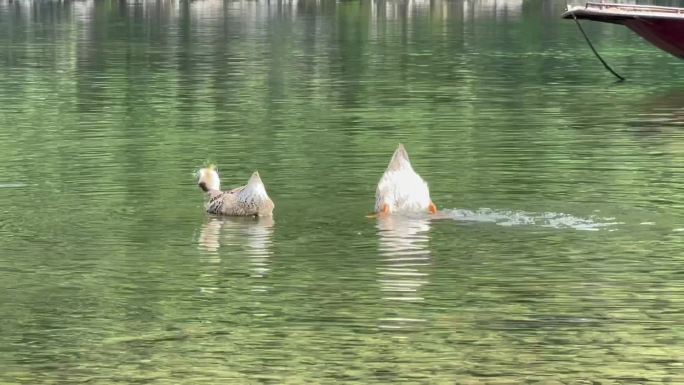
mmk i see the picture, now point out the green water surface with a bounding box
[2,0,684,383]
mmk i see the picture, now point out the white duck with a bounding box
[197,165,274,217]
[375,144,437,215]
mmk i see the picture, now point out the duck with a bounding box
[375,144,437,215]
[197,165,275,217]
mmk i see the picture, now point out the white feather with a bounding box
[239,171,271,204]
[375,144,432,213]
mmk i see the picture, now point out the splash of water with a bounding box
[441,208,622,231]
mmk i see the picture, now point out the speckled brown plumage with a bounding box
[198,169,274,217]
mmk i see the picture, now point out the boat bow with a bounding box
[563,2,684,59]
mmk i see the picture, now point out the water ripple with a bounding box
[376,216,431,331]
[442,207,623,231]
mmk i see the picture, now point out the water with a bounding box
[2,0,684,383]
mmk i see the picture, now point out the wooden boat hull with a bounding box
[563,3,684,59]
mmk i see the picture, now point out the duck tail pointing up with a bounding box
[246,171,263,188]
[387,143,411,171]
[241,171,269,200]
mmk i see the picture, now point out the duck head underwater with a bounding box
[374,144,437,216]
[197,144,435,219]
[197,165,275,217]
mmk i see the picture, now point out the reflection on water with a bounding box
[198,217,223,255]
[372,0,523,21]
[631,90,684,131]
[376,215,431,332]
[0,0,530,30]
[197,216,274,294]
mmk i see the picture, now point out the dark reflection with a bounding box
[376,215,431,332]
[629,89,684,134]
[197,216,275,294]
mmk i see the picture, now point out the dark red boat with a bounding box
[562,2,684,59]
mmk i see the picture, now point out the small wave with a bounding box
[441,208,622,231]
[0,183,25,188]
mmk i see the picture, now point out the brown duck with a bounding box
[197,165,274,217]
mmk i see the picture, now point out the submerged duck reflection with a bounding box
[197,217,275,294]
[376,215,432,332]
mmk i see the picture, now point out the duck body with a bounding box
[375,144,436,215]
[198,166,274,217]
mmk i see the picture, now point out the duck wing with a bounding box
[206,188,242,215]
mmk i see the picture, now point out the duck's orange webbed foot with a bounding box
[366,204,391,219]
[428,202,438,214]
[377,203,391,218]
